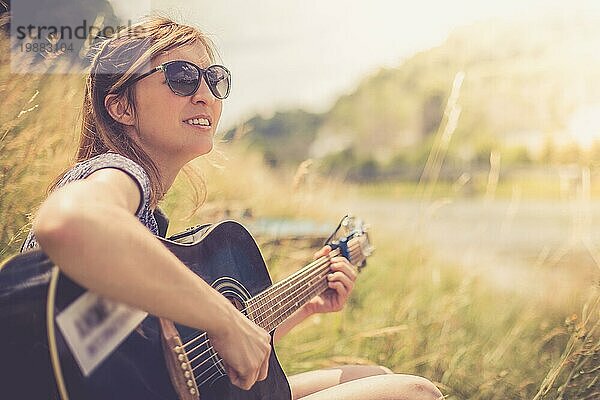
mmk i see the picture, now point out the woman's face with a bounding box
[131,42,223,169]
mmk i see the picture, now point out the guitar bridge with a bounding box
[159,318,200,399]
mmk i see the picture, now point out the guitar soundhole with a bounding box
[228,297,244,311]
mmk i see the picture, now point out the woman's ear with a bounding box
[105,94,136,126]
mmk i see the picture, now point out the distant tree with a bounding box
[224,109,323,168]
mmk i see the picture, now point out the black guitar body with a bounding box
[0,221,292,400]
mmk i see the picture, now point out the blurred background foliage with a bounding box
[227,15,600,184]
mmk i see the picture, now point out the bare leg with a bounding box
[288,365,442,400]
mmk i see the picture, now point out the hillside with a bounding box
[227,13,600,175]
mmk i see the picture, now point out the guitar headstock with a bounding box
[326,215,374,271]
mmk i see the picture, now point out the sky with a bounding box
[109,0,600,131]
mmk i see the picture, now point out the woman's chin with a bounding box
[192,138,214,157]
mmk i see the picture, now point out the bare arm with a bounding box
[273,306,313,343]
[33,168,271,389]
[34,168,233,332]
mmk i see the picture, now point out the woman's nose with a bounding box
[190,76,216,105]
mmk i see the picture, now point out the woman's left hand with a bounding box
[303,245,358,315]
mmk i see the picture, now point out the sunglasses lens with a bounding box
[206,65,231,99]
[165,61,200,96]
[164,62,230,98]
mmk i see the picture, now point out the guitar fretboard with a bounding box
[246,249,339,332]
[245,235,366,332]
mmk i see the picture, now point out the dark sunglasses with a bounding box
[122,60,231,99]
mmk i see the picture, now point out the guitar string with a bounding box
[263,276,330,333]
[188,260,334,381]
[192,274,332,386]
[184,336,211,360]
[183,256,335,381]
[180,254,332,351]
[237,239,359,323]
[248,249,342,324]
[191,258,344,384]
[251,242,361,313]
[187,256,344,382]
[247,247,344,318]
[182,241,365,384]
[193,352,228,384]
[257,236,363,310]
[197,367,223,387]
[183,237,362,350]
[231,240,362,327]
[209,240,359,333]
[183,241,361,358]
[192,351,220,374]
[186,256,333,370]
[194,264,340,386]
[180,248,342,350]
[192,282,330,387]
[181,243,353,351]
[188,343,216,366]
[184,240,364,384]
[195,275,333,387]
[252,255,347,328]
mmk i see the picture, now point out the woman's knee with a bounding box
[337,367,442,400]
[294,372,443,400]
[388,375,443,400]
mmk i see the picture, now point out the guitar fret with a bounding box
[245,245,360,334]
[263,271,331,333]
[265,281,325,333]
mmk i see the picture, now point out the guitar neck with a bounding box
[244,248,343,333]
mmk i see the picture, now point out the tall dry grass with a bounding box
[0,32,81,257]
[161,145,345,234]
[0,27,598,400]
[533,293,599,400]
[272,231,599,399]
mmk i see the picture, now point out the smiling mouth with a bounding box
[183,117,211,127]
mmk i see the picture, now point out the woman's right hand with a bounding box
[207,304,271,390]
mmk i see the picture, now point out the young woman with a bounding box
[23,15,442,400]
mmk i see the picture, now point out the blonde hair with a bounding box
[51,15,218,209]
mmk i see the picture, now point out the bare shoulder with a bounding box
[33,167,143,241]
[84,168,143,215]
[42,167,143,217]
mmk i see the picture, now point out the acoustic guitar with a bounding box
[0,216,373,400]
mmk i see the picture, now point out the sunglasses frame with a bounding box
[122,60,231,99]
